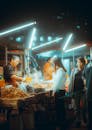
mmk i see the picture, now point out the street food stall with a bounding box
[0,21,91,130]
[0,73,54,130]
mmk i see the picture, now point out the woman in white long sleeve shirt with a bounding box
[52,58,68,130]
[53,67,66,92]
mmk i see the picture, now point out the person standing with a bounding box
[43,56,56,80]
[52,58,68,130]
[86,65,92,130]
[69,57,86,127]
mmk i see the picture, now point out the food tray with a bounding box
[0,95,34,109]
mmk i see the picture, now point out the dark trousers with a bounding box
[55,90,66,127]
[74,91,87,123]
[88,100,92,130]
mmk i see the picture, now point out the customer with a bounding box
[52,57,68,130]
[86,65,92,130]
[69,57,86,127]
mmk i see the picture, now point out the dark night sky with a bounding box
[0,0,91,41]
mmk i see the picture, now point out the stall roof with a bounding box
[0,23,92,57]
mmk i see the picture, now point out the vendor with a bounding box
[43,56,56,80]
[3,55,23,87]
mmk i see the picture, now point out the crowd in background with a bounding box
[43,55,92,130]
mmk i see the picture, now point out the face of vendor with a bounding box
[12,58,20,68]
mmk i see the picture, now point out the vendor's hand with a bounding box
[65,85,69,92]
[22,77,26,82]
[12,81,19,88]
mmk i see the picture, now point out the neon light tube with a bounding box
[63,33,73,51]
[65,44,87,53]
[32,37,63,50]
[0,21,36,36]
[28,28,36,49]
